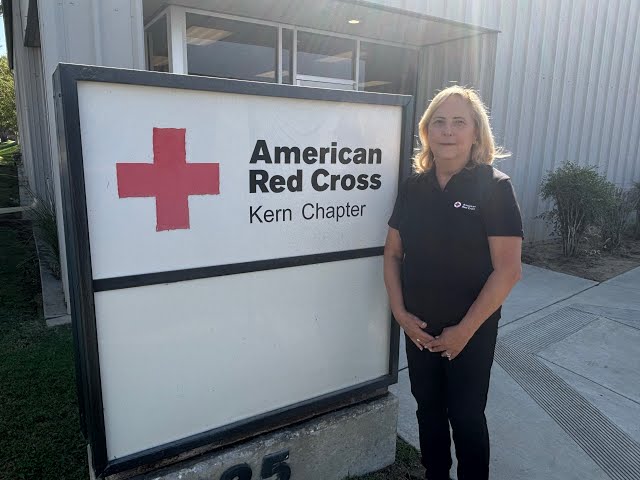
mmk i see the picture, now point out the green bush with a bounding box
[633,182,640,239]
[540,162,614,257]
[600,187,635,251]
[28,192,61,279]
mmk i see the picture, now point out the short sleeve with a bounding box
[482,178,524,238]
[388,179,408,230]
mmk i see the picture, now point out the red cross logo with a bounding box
[116,128,220,231]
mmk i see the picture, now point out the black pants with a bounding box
[406,315,499,480]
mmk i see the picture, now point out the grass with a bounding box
[0,140,19,160]
[347,438,423,479]
[0,158,88,480]
[1,142,20,209]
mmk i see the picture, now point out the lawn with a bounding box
[0,141,20,209]
[0,154,88,480]
[347,439,423,479]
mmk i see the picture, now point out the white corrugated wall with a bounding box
[370,0,502,30]
[490,0,640,241]
[411,0,640,241]
[36,0,146,308]
[10,0,52,203]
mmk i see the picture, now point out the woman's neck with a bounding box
[433,157,468,189]
[434,157,468,177]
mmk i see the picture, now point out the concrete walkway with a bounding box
[390,264,640,479]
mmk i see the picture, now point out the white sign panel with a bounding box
[78,83,401,280]
[95,259,390,459]
[56,65,410,475]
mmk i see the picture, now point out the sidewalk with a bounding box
[390,264,640,479]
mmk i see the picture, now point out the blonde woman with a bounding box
[384,86,523,480]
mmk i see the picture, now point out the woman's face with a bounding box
[427,95,477,165]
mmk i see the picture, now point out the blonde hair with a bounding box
[412,85,509,174]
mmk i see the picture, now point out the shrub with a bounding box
[28,192,61,279]
[599,187,635,251]
[540,162,613,257]
[633,182,640,239]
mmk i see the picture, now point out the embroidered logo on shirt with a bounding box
[453,201,477,211]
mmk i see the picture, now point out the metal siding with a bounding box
[11,0,51,202]
[606,0,633,184]
[489,0,640,241]
[594,0,624,176]
[98,0,146,68]
[361,0,502,30]
[567,0,595,171]
[35,0,147,309]
[531,0,574,241]
[625,11,640,183]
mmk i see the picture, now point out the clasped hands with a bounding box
[395,310,472,361]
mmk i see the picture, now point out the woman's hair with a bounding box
[412,85,509,173]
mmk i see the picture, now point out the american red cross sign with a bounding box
[116,128,220,231]
[55,64,408,476]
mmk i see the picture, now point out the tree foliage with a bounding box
[0,55,18,139]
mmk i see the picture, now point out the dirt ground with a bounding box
[522,234,640,282]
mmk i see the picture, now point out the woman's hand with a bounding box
[395,310,434,351]
[425,324,473,360]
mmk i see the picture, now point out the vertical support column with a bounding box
[131,0,147,70]
[354,39,361,91]
[277,27,283,84]
[292,29,298,85]
[167,5,187,74]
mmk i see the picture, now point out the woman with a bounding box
[384,86,523,480]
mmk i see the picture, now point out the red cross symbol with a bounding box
[116,128,220,231]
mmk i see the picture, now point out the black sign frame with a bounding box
[53,63,413,477]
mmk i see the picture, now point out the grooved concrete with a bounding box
[500,306,600,353]
[487,365,610,480]
[496,343,640,480]
[542,360,640,444]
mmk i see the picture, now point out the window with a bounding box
[296,32,355,81]
[359,42,417,95]
[186,13,278,82]
[149,10,419,98]
[146,16,169,72]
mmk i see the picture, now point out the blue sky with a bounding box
[0,16,6,57]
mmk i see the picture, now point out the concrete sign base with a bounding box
[93,394,398,480]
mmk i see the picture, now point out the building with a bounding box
[3,0,640,306]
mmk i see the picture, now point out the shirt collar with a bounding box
[425,163,476,189]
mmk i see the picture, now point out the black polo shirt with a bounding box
[388,164,523,335]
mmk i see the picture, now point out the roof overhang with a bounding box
[143,0,498,48]
[24,0,40,48]
[1,0,39,69]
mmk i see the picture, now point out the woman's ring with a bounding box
[445,352,452,359]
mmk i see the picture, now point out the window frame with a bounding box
[144,6,419,92]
